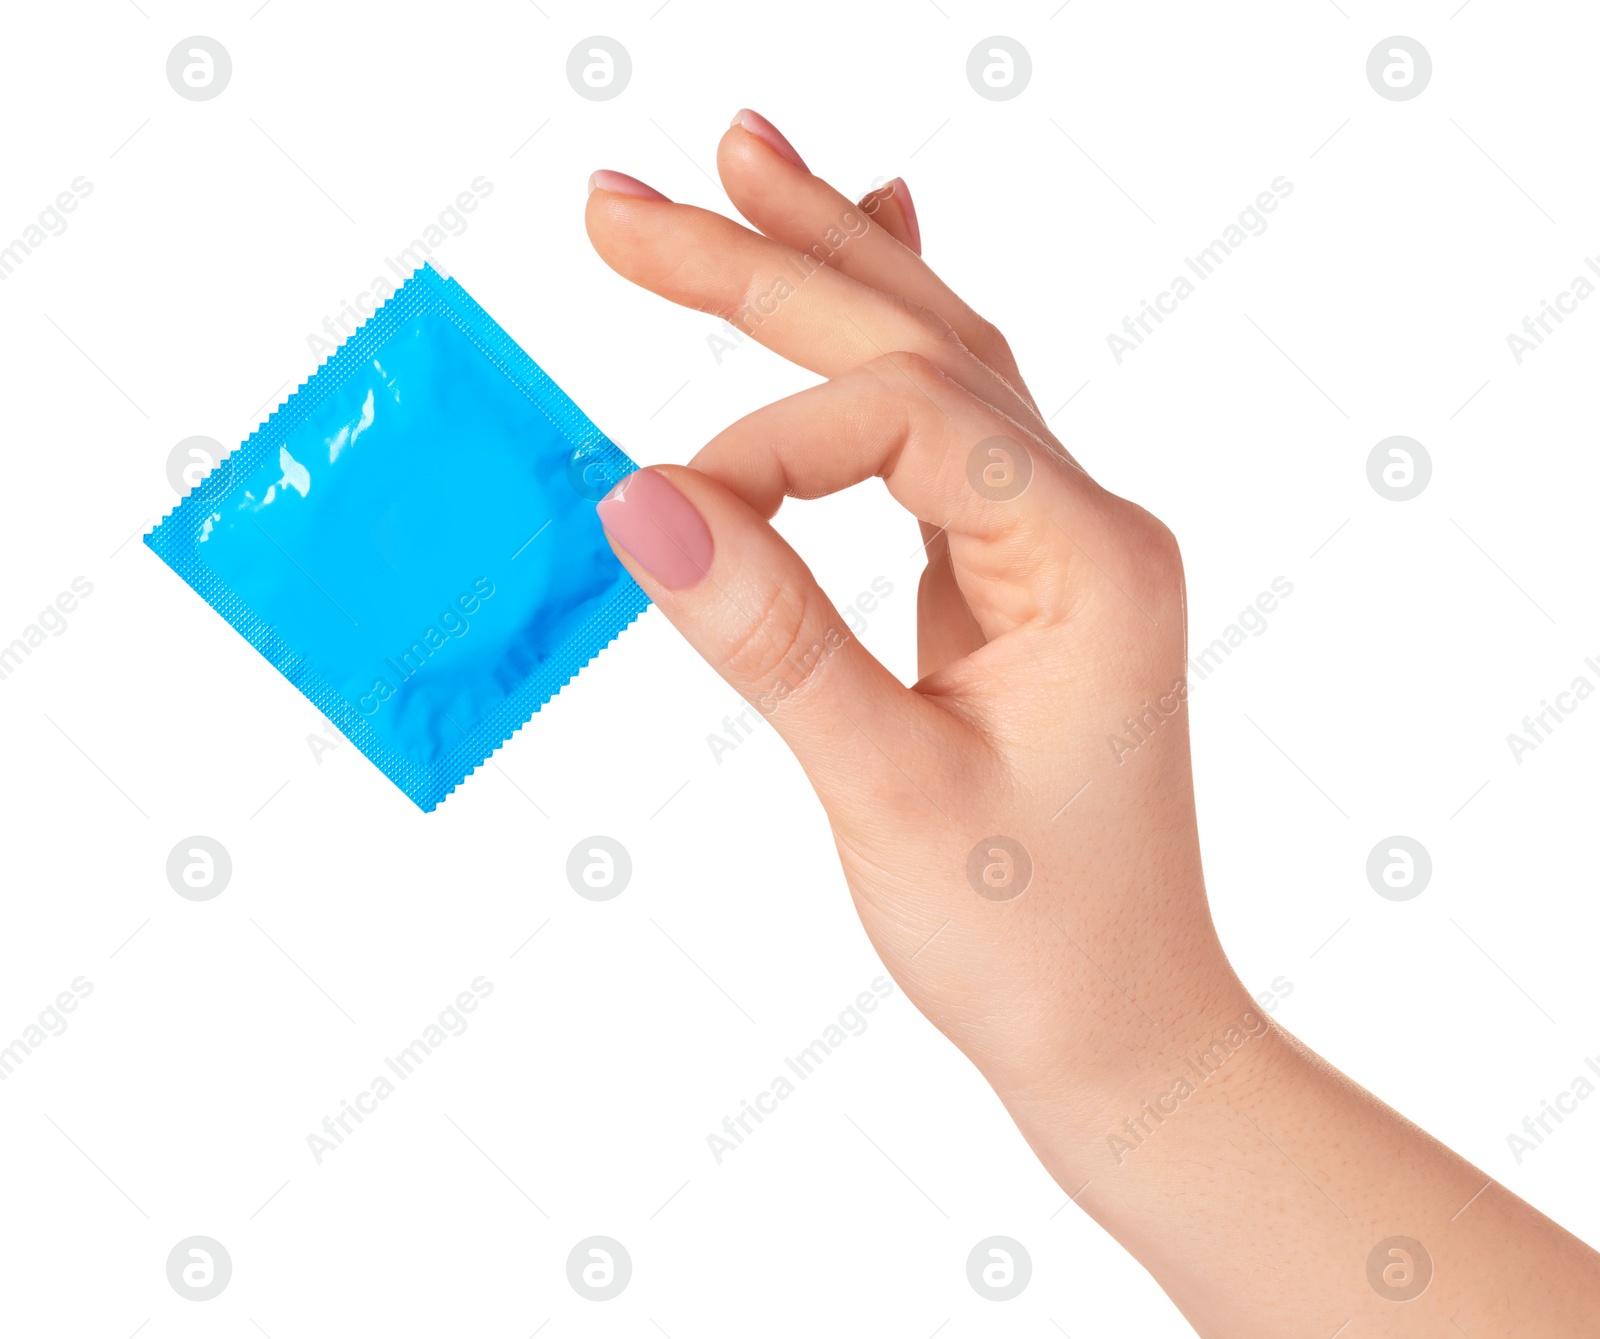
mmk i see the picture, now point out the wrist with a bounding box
[990,954,1261,1186]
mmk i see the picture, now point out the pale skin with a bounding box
[584,111,1600,1335]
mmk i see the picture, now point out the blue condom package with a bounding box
[146,263,648,811]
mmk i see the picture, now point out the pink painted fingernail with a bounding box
[888,176,921,253]
[731,109,808,172]
[587,170,671,201]
[596,469,713,590]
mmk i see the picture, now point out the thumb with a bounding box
[596,465,925,806]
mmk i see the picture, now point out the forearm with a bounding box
[1004,967,1600,1336]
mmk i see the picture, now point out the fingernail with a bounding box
[587,170,671,202]
[731,109,808,172]
[596,469,713,590]
[888,176,921,253]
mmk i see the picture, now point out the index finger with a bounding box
[584,186,1039,431]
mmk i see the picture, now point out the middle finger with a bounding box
[585,185,1040,428]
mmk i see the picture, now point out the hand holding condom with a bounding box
[588,109,1218,1110]
[586,111,1600,1339]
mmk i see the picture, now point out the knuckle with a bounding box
[862,349,948,398]
[1146,517,1184,572]
[892,292,957,339]
[721,580,819,689]
[968,315,1017,369]
[1127,506,1185,580]
[888,295,971,364]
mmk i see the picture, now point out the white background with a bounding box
[1,2,1597,1334]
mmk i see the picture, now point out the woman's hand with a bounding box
[585,112,1600,1338]
[586,114,1235,1113]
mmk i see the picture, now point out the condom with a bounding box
[146,263,647,811]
